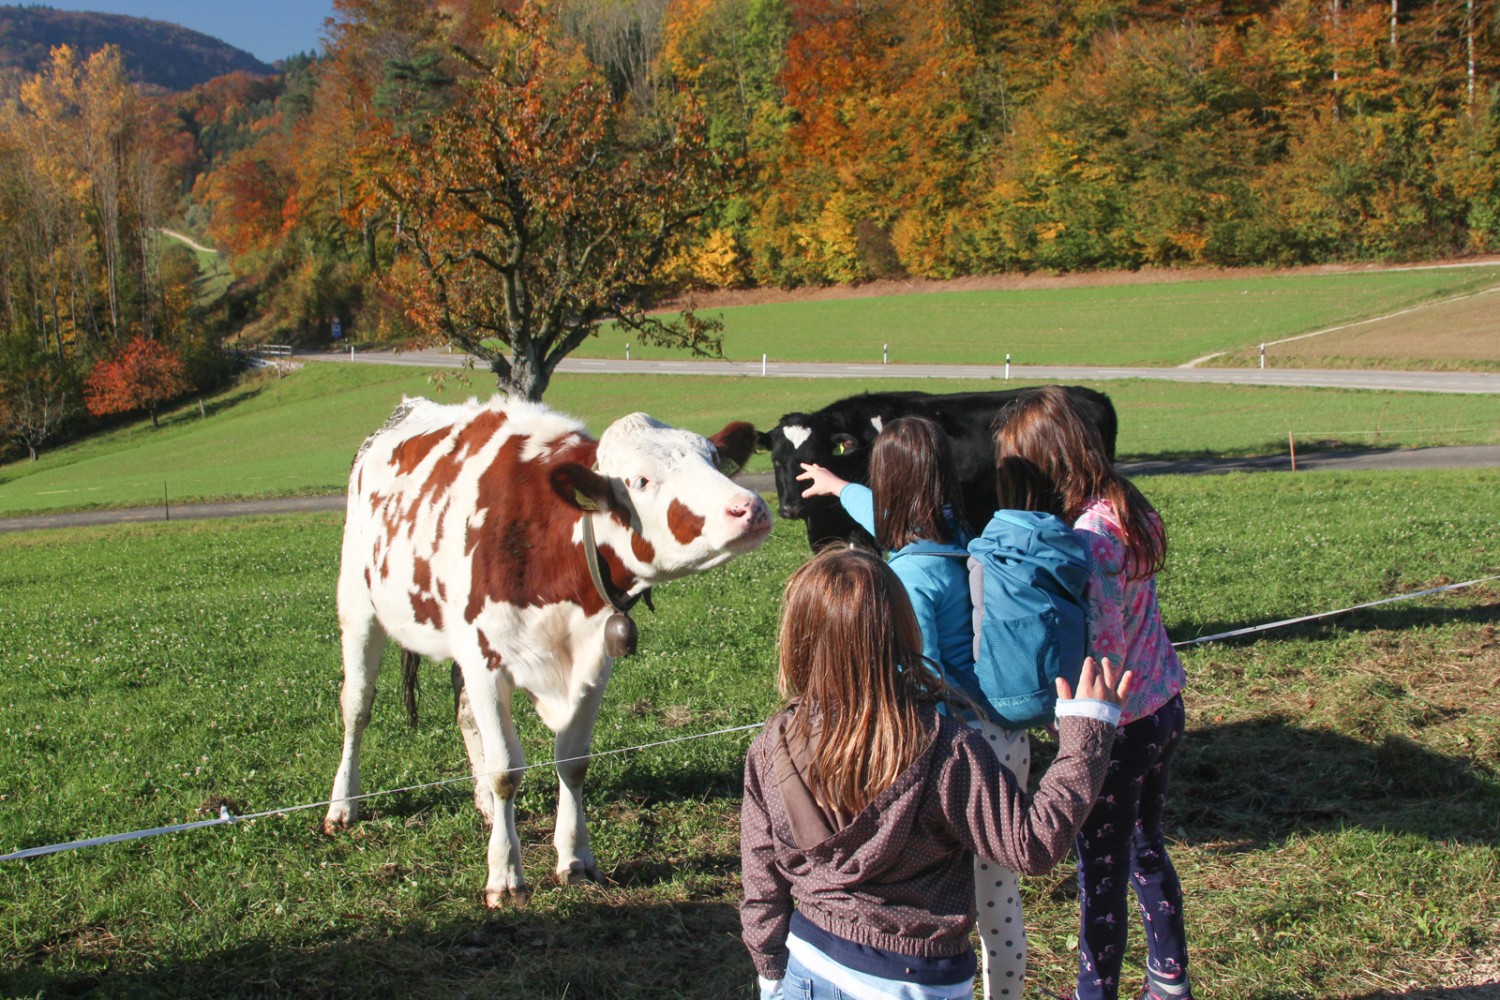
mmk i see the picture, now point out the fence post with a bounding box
[762,353,767,376]
[1289,431,1297,471]
[883,343,888,365]
[626,343,631,361]
[1260,343,1266,369]
[1005,353,1011,380]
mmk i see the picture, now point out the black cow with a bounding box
[758,387,1118,550]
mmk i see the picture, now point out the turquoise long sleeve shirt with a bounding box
[838,484,976,679]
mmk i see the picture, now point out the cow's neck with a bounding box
[580,512,645,614]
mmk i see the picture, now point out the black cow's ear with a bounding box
[755,429,773,453]
[832,433,860,457]
[711,421,757,477]
[552,463,614,513]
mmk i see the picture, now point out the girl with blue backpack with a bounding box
[993,387,1192,1000]
[797,416,1042,1000]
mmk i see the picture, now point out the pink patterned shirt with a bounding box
[1074,498,1185,725]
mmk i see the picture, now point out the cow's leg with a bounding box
[454,657,530,907]
[552,671,610,885]
[324,588,387,832]
[451,663,495,826]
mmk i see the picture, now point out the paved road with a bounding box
[311,349,1500,394]
[5,445,1497,535]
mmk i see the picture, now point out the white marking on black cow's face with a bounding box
[871,416,883,434]
[781,424,813,450]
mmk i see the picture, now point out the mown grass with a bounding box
[580,266,1500,367]
[1,469,1497,998]
[2,361,1498,517]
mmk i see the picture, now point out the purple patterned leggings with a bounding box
[1074,694,1190,1000]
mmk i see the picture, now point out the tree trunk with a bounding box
[1467,0,1476,111]
[496,350,550,401]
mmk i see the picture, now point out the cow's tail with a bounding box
[401,647,421,727]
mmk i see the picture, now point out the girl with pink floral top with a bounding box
[994,387,1191,1000]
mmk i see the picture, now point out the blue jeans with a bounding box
[782,952,848,1000]
[1074,694,1190,1000]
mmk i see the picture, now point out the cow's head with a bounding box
[554,413,770,582]
[758,412,873,520]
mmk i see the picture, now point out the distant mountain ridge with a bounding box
[0,6,275,91]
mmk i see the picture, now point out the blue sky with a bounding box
[33,1,338,64]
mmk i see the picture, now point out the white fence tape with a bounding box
[1170,575,1496,648]
[4,576,1495,863]
[1,723,764,862]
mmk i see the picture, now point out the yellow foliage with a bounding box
[690,228,746,288]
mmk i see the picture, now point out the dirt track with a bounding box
[663,256,1500,310]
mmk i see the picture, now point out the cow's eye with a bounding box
[625,476,651,492]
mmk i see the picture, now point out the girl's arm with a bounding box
[800,465,876,537]
[1076,515,1129,669]
[942,659,1125,874]
[740,745,793,982]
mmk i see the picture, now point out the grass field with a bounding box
[1,470,1497,998]
[575,266,1500,368]
[2,361,1498,517]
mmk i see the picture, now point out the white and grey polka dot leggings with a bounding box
[969,718,1031,1000]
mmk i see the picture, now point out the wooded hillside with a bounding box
[0,6,274,91]
[2,0,1499,452]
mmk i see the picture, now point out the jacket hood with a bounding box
[767,704,945,882]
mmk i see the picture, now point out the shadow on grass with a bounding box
[3,899,754,999]
[1172,595,1499,651]
[1170,716,1500,849]
[157,383,269,430]
[1350,989,1500,999]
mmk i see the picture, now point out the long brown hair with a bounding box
[777,547,941,815]
[868,416,967,549]
[994,386,1166,579]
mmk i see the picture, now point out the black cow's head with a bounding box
[758,411,884,549]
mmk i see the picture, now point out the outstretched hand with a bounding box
[1055,656,1132,707]
[797,463,849,499]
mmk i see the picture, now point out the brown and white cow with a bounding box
[323,396,771,905]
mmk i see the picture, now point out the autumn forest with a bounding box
[1,0,1498,455]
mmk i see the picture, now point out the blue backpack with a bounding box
[963,510,1092,730]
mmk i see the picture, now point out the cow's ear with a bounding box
[832,433,860,457]
[552,463,614,513]
[755,429,773,454]
[711,421,757,478]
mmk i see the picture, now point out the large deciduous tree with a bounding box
[354,1,728,400]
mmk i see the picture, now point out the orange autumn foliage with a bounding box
[84,336,191,428]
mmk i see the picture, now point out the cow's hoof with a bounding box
[485,885,531,908]
[322,814,351,836]
[558,860,602,886]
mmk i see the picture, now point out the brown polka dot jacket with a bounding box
[739,706,1115,980]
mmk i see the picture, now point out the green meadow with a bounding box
[2,269,1498,997]
[1,470,1497,998]
[580,266,1500,366]
[2,360,1498,517]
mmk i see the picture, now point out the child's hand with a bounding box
[1055,656,1133,708]
[797,463,849,498]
